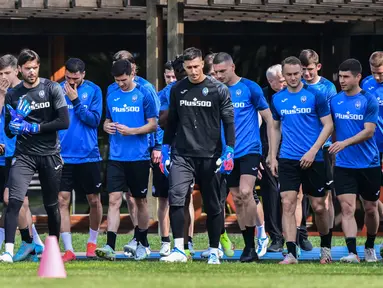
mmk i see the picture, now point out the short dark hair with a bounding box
[111,60,132,77]
[183,47,202,61]
[299,49,319,66]
[212,52,233,65]
[0,54,17,70]
[164,61,173,71]
[65,58,85,73]
[171,55,186,81]
[203,53,216,75]
[339,58,362,77]
[17,49,40,67]
[282,56,301,69]
[112,50,135,64]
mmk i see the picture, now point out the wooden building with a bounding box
[0,0,382,234]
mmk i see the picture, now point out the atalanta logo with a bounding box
[132,95,138,102]
[202,87,209,96]
[236,89,242,96]
[300,96,307,103]
[355,100,361,109]
[82,93,88,100]
[39,90,45,99]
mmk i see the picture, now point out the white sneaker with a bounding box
[201,247,224,259]
[159,242,171,257]
[135,244,151,261]
[256,237,269,258]
[364,248,378,263]
[207,253,220,265]
[0,252,13,263]
[340,253,360,263]
[124,238,138,257]
[160,247,187,263]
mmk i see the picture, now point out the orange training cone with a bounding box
[38,236,67,278]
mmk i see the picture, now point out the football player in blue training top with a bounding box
[361,51,383,257]
[269,56,333,265]
[330,59,380,263]
[213,52,274,262]
[298,49,337,252]
[59,58,103,262]
[95,60,158,261]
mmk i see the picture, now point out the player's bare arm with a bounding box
[269,119,281,177]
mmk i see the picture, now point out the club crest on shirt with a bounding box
[39,90,45,98]
[132,94,138,102]
[82,92,88,100]
[300,95,307,103]
[202,87,209,96]
[236,89,242,96]
[355,100,361,109]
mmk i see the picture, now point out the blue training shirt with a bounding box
[362,76,383,152]
[108,76,160,149]
[106,83,158,161]
[228,78,268,158]
[303,77,337,147]
[271,84,330,161]
[59,80,102,164]
[330,90,380,168]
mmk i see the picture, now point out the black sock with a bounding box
[286,241,297,258]
[133,226,139,240]
[44,203,61,241]
[241,230,247,246]
[138,228,149,247]
[19,227,33,244]
[107,231,117,250]
[245,226,255,248]
[188,236,192,243]
[320,232,331,248]
[329,228,333,243]
[345,237,357,255]
[161,236,170,243]
[207,212,221,248]
[365,233,376,249]
[170,206,184,239]
[220,204,226,235]
[5,199,23,243]
[184,243,189,250]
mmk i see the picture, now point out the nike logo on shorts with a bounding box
[326,180,334,186]
[54,165,62,170]
[96,183,102,188]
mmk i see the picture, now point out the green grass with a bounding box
[2,234,383,288]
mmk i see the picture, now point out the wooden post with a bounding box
[146,0,163,91]
[167,0,184,61]
[49,36,65,83]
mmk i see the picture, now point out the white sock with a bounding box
[257,223,267,239]
[0,228,4,250]
[32,224,44,247]
[210,247,219,256]
[174,238,184,252]
[61,232,74,252]
[5,243,14,257]
[88,228,98,244]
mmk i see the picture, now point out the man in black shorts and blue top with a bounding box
[269,56,334,264]
[329,59,380,263]
[213,52,274,261]
[0,49,69,263]
[58,58,103,262]
[299,49,337,251]
[95,60,158,261]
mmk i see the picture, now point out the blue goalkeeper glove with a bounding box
[9,120,39,135]
[6,98,32,122]
[159,144,171,177]
[215,146,234,174]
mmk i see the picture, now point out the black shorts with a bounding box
[60,162,102,195]
[278,158,326,198]
[323,147,334,190]
[107,160,150,198]
[168,154,223,216]
[226,154,261,188]
[8,153,63,205]
[334,166,381,202]
[152,162,169,198]
[380,152,383,186]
